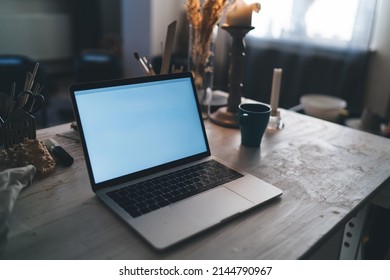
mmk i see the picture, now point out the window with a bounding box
[245,0,377,50]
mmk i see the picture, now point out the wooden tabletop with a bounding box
[3,110,390,259]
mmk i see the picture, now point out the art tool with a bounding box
[7,82,16,117]
[28,63,39,91]
[134,52,151,76]
[160,20,177,74]
[141,56,156,75]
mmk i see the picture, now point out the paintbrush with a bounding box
[8,82,16,117]
[134,52,151,76]
[28,62,39,91]
[141,56,156,75]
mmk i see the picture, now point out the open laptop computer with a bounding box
[69,72,282,250]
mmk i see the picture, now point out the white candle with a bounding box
[226,0,261,26]
[270,68,282,113]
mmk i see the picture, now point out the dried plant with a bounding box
[186,0,229,89]
[187,0,202,27]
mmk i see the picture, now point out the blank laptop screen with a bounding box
[74,77,208,184]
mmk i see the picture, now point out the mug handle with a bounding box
[239,113,249,126]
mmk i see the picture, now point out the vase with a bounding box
[188,24,218,119]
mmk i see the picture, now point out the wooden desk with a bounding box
[2,110,390,259]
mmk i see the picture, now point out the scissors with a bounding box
[17,90,45,114]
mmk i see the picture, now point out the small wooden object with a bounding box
[0,138,56,176]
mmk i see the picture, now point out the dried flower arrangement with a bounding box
[186,0,229,90]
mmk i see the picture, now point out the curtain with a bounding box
[246,0,377,50]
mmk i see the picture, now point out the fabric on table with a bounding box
[0,165,36,255]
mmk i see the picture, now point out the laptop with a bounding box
[69,72,282,250]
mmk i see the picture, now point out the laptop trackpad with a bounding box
[170,186,253,228]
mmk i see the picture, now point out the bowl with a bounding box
[300,94,347,122]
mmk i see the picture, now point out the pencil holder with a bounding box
[0,108,36,149]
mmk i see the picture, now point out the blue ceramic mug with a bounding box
[238,103,271,147]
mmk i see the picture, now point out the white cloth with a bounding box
[0,165,36,255]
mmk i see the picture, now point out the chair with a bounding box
[74,49,123,83]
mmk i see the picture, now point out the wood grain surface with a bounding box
[2,110,390,259]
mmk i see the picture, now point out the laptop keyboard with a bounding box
[106,160,243,218]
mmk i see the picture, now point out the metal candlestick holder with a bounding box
[267,109,284,130]
[210,24,254,128]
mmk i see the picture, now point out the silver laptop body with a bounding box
[69,72,282,250]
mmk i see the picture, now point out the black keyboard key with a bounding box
[128,210,142,218]
[157,199,170,208]
[168,193,190,203]
[139,207,152,215]
[149,204,160,211]
[123,205,138,213]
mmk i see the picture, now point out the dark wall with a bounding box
[70,0,102,51]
